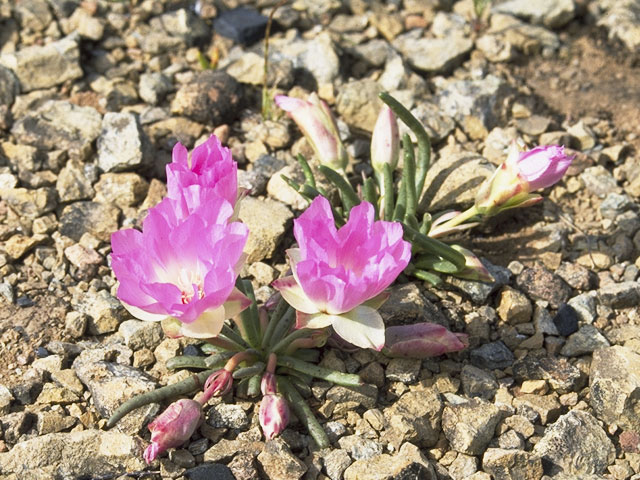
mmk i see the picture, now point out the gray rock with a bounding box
[379,283,448,326]
[64,243,103,280]
[171,71,241,125]
[238,196,293,263]
[512,356,582,394]
[97,112,149,172]
[94,173,149,208]
[0,66,18,107]
[399,101,456,145]
[590,346,640,432]
[600,193,634,219]
[256,438,307,480]
[385,358,421,384]
[74,360,158,434]
[533,410,615,476]
[67,7,105,40]
[0,34,83,92]
[598,1,640,51]
[580,166,620,199]
[352,39,392,67]
[497,286,532,324]
[56,160,96,202]
[11,100,102,152]
[435,75,513,131]
[336,78,382,133]
[151,8,209,45]
[493,0,575,28]
[567,293,596,324]
[273,31,339,85]
[560,325,610,357]
[225,52,293,89]
[512,393,562,425]
[207,404,250,430]
[14,0,52,31]
[598,281,640,309]
[118,320,163,350]
[338,434,382,460]
[383,387,442,449]
[482,448,543,480]
[138,72,172,105]
[343,442,436,480]
[59,201,120,242]
[487,14,560,55]
[326,384,378,409]
[393,31,473,74]
[324,449,352,480]
[75,289,129,335]
[203,437,263,464]
[460,365,498,400]
[449,453,478,480]
[442,399,503,455]
[516,266,572,309]
[470,341,514,370]
[186,463,235,480]
[0,430,145,478]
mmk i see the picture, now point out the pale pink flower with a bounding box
[166,134,239,208]
[383,323,468,358]
[272,196,411,350]
[475,143,573,215]
[202,369,233,399]
[111,185,249,338]
[275,93,348,172]
[143,399,203,464]
[259,394,289,440]
[370,105,399,175]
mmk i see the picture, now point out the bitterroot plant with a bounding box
[107,91,571,462]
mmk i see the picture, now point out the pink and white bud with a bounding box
[371,105,399,175]
[475,143,573,216]
[143,399,203,464]
[261,371,277,396]
[383,323,468,358]
[201,369,233,402]
[275,93,348,172]
[259,394,290,440]
[451,245,493,283]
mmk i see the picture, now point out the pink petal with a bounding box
[272,276,320,315]
[296,311,337,329]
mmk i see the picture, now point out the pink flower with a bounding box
[143,399,203,464]
[383,323,468,358]
[202,369,233,399]
[272,196,411,350]
[475,143,573,216]
[371,105,399,175]
[259,394,289,440]
[275,93,348,172]
[111,185,250,338]
[166,135,239,209]
[261,371,277,396]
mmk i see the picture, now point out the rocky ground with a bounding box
[0,0,639,479]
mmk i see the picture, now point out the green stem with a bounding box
[429,206,479,235]
[262,300,290,349]
[402,133,417,217]
[205,351,237,368]
[237,279,261,348]
[277,355,362,387]
[382,163,394,221]
[233,362,266,379]
[205,335,246,352]
[106,369,216,428]
[166,355,208,370]
[403,223,466,271]
[319,165,360,213]
[267,307,296,349]
[270,328,313,354]
[279,377,330,449]
[362,177,378,218]
[247,374,262,397]
[379,92,431,198]
[412,268,442,286]
[221,324,249,350]
[297,154,316,188]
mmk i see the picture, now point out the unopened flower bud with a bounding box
[451,245,493,283]
[261,371,277,396]
[475,143,573,216]
[275,93,348,172]
[371,105,399,176]
[143,399,203,464]
[383,323,467,358]
[259,394,290,440]
[201,369,233,402]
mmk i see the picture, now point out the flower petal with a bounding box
[122,301,169,322]
[179,307,226,339]
[331,305,385,351]
[296,311,337,329]
[272,276,320,315]
[223,287,251,318]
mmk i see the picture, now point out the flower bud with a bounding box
[371,105,399,175]
[475,143,573,216]
[259,394,290,440]
[143,399,203,464]
[383,323,467,358]
[275,93,348,172]
[201,369,233,402]
[261,372,277,396]
[451,245,493,283]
